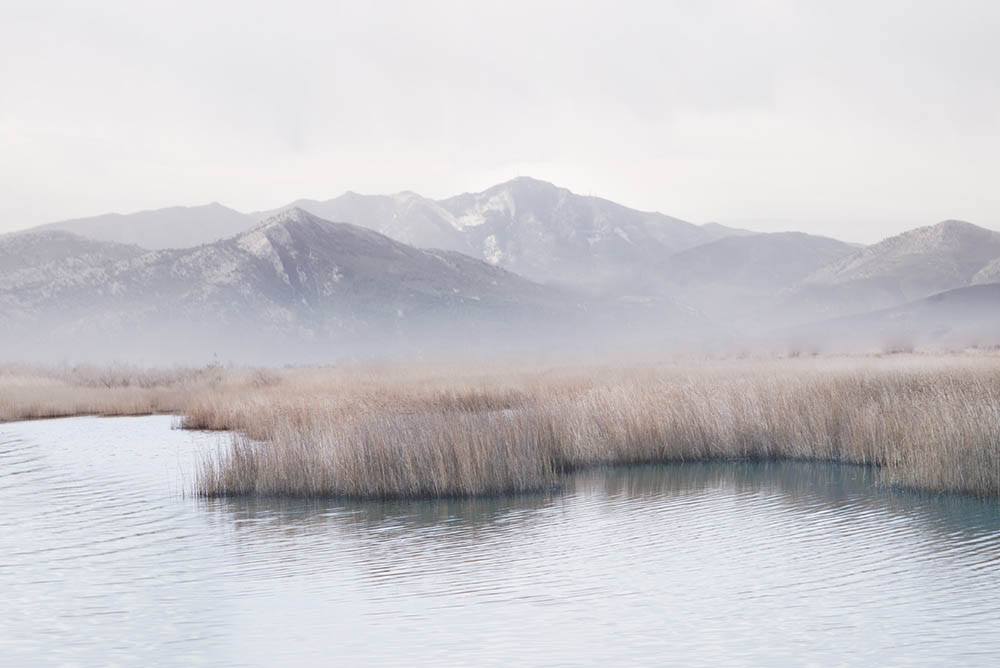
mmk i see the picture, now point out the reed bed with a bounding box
[0,363,274,422]
[4,356,997,497]
[190,355,1000,499]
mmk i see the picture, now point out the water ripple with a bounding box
[2,420,1000,666]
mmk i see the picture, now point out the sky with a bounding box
[1,0,998,243]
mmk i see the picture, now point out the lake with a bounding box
[2,415,1000,666]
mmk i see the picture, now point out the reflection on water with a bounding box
[2,416,1000,667]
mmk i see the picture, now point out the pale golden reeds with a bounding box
[190,355,1000,499]
[0,363,259,422]
[3,356,997,497]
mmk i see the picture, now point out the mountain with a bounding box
[972,256,1000,285]
[6,204,1000,358]
[436,177,726,288]
[258,191,470,253]
[0,209,700,362]
[782,220,1000,321]
[699,222,757,240]
[0,229,144,284]
[18,179,756,293]
[3,208,562,326]
[643,232,855,330]
[784,283,1000,352]
[257,177,746,289]
[662,232,855,292]
[32,202,257,250]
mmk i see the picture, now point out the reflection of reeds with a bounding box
[191,356,1000,499]
[205,461,1000,551]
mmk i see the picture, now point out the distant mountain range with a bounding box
[253,177,750,288]
[0,208,700,362]
[21,178,750,289]
[0,230,144,285]
[779,220,1000,324]
[651,231,858,322]
[34,202,256,249]
[4,178,1000,359]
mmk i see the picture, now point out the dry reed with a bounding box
[190,355,1000,499]
[4,356,997,498]
[0,363,273,423]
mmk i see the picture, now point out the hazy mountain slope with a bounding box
[0,229,144,284]
[34,202,256,249]
[644,232,854,330]
[649,232,856,323]
[699,222,757,240]
[783,220,1000,321]
[785,283,1000,352]
[257,191,471,253]
[662,232,855,293]
[436,177,721,287]
[6,209,699,361]
[18,178,756,291]
[972,256,1000,285]
[5,208,564,323]
[257,177,740,289]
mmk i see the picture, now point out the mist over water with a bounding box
[3,416,1000,666]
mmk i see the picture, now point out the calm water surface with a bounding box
[2,415,1000,666]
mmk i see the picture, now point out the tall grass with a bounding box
[0,363,272,422]
[4,356,997,497]
[191,355,1000,499]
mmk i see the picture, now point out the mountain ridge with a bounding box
[780,219,1000,323]
[32,202,257,250]
[251,177,754,288]
[9,182,1000,356]
[2,208,701,362]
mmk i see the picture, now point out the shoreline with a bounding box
[4,354,1000,500]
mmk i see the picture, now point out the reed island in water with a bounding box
[2,352,999,499]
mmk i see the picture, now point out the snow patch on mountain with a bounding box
[456,190,516,229]
[237,227,288,282]
[482,234,503,264]
[614,227,633,244]
[972,256,1000,285]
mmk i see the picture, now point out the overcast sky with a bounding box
[2,0,998,242]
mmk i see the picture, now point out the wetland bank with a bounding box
[3,353,1000,499]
